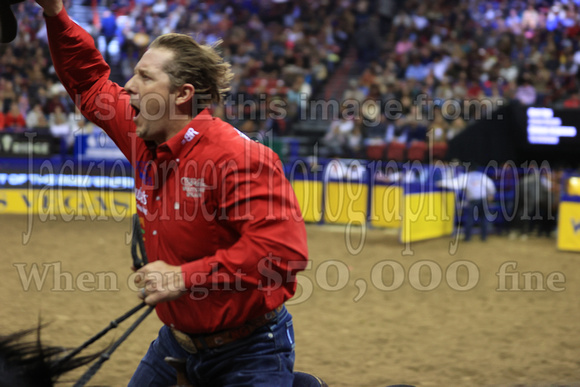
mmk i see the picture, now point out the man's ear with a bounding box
[175,83,195,107]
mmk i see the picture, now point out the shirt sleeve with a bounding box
[181,152,309,308]
[44,8,142,162]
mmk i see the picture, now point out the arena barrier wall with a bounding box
[324,181,368,226]
[369,184,403,229]
[1,162,455,243]
[0,188,135,219]
[400,191,456,243]
[557,174,580,252]
[291,179,323,223]
[290,165,456,243]
[557,200,580,252]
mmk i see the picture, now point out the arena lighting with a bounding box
[0,173,134,190]
[527,107,577,145]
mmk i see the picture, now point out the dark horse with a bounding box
[0,326,329,387]
[0,327,418,387]
[0,327,100,387]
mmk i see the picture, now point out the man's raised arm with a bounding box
[36,0,138,159]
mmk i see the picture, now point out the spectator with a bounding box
[26,103,49,130]
[0,102,4,131]
[563,92,580,108]
[6,0,580,166]
[395,33,414,55]
[515,74,537,106]
[388,116,409,145]
[49,105,71,141]
[343,79,366,104]
[505,9,522,34]
[393,9,412,30]
[322,105,355,157]
[68,104,93,135]
[431,52,451,82]
[427,107,449,144]
[412,6,429,31]
[434,77,454,100]
[521,4,540,31]
[406,105,428,144]
[405,55,429,82]
[287,75,311,121]
[4,103,26,131]
[100,10,117,61]
[498,56,519,83]
[345,119,364,158]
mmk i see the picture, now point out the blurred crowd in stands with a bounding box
[323,0,580,161]
[1,0,580,161]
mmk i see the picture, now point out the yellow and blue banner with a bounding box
[557,200,580,252]
[0,188,135,219]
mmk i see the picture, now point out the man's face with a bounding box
[124,47,175,144]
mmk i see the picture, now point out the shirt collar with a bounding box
[156,108,214,161]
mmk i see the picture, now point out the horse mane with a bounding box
[0,327,102,387]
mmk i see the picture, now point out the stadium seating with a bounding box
[407,141,428,162]
[366,144,387,161]
[386,142,406,162]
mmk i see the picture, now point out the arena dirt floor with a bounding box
[2,214,580,387]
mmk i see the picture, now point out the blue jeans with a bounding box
[128,307,295,387]
[464,199,489,241]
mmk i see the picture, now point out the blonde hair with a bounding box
[149,33,233,106]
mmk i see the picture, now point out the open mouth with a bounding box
[131,102,141,121]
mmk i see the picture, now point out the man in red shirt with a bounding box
[36,0,309,385]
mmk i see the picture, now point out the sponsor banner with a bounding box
[0,188,135,218]
[400,191,456,243]
[291,176,454,242]
[75,130,127,160]
[557,201,580,252]
[292,180,323,223]
[0,132,59,157]
[324,182,368,225]
[0,173,134,190]
[370,185,402,229]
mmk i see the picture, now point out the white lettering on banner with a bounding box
[0,134,51,155]
[181,177,208,198]
[181,128,199,144]
[2,135,12,151]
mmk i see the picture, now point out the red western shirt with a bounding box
[45,9,308,334]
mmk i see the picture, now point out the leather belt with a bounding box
[170,305,284,354]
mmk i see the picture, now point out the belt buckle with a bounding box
[171,328,198,354]
[266,305,284,320]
